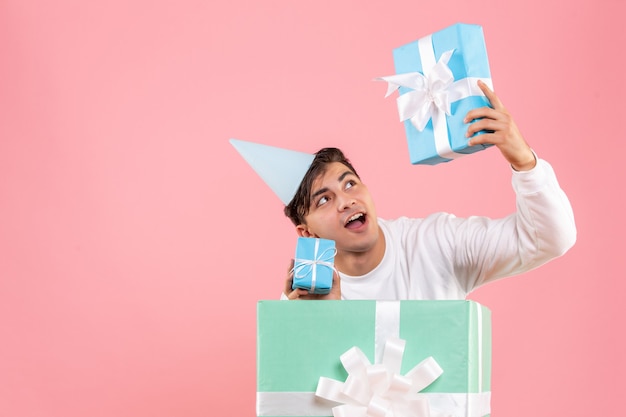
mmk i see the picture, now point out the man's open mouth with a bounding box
[345,212,366,229]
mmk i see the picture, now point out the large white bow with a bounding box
[315,337,448,417]
[377,50,455,133]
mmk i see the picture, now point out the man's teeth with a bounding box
[347,213,364,223]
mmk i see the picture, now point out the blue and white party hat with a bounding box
[229,139,315,205]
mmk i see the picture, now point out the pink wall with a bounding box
[1,1,623,416]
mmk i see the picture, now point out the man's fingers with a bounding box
[285,258,312,300]
[285,264,341,301]
[465,82,509,126]
[287,288,310,300]
[284,259,295,295]
[477,80,504,110]
[466,118,507,138]
[464,104,504,124]
[467,131,495,147]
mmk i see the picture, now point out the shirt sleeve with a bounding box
[449,157,577,292]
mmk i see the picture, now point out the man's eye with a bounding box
[345,180,355,190]
[317,196,328,206]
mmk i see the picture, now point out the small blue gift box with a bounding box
[292,237,336,295]
[380,23,494,165]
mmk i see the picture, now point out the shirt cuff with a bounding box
[511,151,553,195]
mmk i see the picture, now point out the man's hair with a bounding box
[284,148,359,226]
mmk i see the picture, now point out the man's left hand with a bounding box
[464,80,536,171]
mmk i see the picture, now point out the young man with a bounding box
[280,81,576,300]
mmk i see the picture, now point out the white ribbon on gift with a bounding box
[315,337,448,417]
[256,301,490,417]
[256,391,491,417]
[377,35,493,160]
[292,240,337,293]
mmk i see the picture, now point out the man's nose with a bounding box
[337,193,356,211]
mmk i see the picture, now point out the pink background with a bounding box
[1,1,623,416]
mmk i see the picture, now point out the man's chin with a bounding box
[337,235,379,254]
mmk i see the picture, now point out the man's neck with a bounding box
[335,226,386,276]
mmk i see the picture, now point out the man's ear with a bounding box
[296,224,316,238]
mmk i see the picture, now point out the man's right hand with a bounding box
[283,259,341,300]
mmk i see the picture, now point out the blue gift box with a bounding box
[292,237,336,295]
[383,23,494,165]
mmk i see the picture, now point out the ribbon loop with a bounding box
[382,337,405,375]
[406,357,444,393]
[377,49,455,133]
[367,395,391,417]
[316,337,446,417]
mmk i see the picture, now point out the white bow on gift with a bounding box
[377,48,490,136]
[377,50,456,133]
[315,337,449,417]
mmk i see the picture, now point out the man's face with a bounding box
[297,162,380,254]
